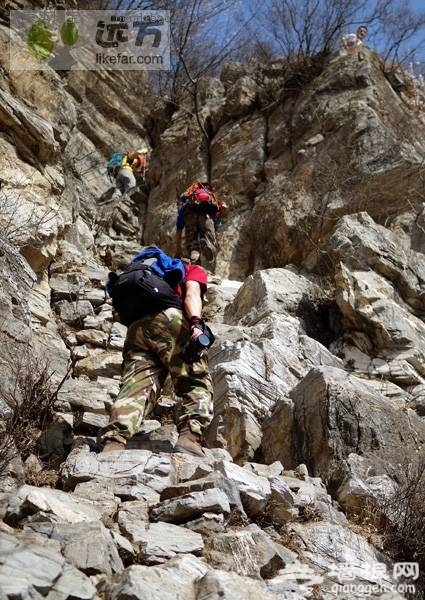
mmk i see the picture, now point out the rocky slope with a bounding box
[0,13,424,600]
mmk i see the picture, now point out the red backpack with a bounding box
[185,183,220,216]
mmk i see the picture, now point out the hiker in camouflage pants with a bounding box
[100,307,214,446]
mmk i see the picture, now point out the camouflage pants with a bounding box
[184,210,217,258]
[99,307,214,444]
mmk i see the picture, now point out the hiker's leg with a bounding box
[183,210,201,256]
[199,214,218,261]
[162,309,214,435]
[112,170,136,200]
[120,170,137,195]
[111,176,124,200]
[99,322,167,444]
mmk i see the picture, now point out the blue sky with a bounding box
[408,0,425,60]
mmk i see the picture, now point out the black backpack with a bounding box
[107,262,182,327]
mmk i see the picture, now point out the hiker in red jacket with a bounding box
[175,182,228,264]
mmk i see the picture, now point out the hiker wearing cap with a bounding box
[175,181,227,264]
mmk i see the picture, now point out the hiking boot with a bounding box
[200,238,215,262]
[102,440,125,452]
[190,250,201,263]
[174,429,205,458]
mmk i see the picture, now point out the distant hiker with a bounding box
[175,181,228,264]
[340,26,368,53]
[96,146,149,238]
[108,145,149,201]
[100,245,214,458]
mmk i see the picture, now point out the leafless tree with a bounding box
[243,0,425,66]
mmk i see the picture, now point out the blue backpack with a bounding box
[106,151,125,179]
[131,246,186,285]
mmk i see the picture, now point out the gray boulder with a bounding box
[103,554,208,600]
[151,488,231,524]
[262,366,425,493]
[23,520,123,575]
[0,531,95,600]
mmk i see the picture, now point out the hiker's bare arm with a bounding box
[184,280,202,318]
[184,280,203,340]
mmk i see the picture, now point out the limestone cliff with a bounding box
[0,12,424,600]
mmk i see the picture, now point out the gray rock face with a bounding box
[216,461,271,516]
[211,115,265,278]
[126,423,178,453]
[224,268,322,326]
[135,522,204,564]
[5,485,101,524]
[325,212,425,411]
[0,531,95,600]
[58,377,111,415]
[73,349,122,379]
[160,471,245,514]
[204,524,296,579]
[197,569,279,599]
[329,212,425,312]
[151,488,231,524]
[24,520,123,575]
[266,477,298,524]
[170,453,214,483]
[115,500,151,543]
[262,366,425,492]
[55,300,94,326]
[61,450,173,493]
[74,476,160,504]
[224,75,258,117]
[291,521,401,598]
[185,512,225,534]
[337,473,397,514]
[0,239,36,402]
[208,268,341,461]
[103,555,209,600]
[250,51,425,272]
[0,89,59,163]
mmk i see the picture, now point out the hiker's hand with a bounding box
[191,327,203,342]
[189,316,205,341]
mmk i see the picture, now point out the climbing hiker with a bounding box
[175,181,227,264]
[95,145,150,237]
[340,25,368,54]
[109,145,149,201]
[99,245,215,458]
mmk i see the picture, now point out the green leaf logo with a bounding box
[27,20,54,61]
[60,18,78,46]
